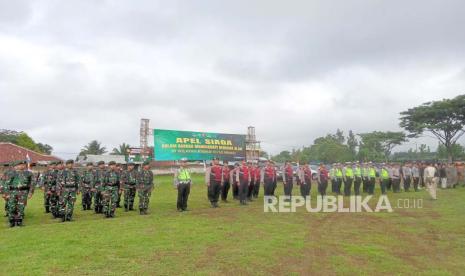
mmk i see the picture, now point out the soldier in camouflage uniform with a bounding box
[116,163,123,208]
[80,162,94,211]
[102,161,121,218]
[54,161,65,218]
[1,163,13,217]
[3,160,34,227]
[93,161,106,214]
[57,160,80,222]
[138,161,153,215]
[121,162,138,212]
[41,162,56,214]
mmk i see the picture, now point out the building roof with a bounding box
[77,154,127,164]
[0,142,61,165]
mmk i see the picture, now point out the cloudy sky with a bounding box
[1,0,464,159]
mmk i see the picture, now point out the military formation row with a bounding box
[0,160,154,227]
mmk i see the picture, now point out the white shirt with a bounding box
[424,166,436,178]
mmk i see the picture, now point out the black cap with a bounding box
[108,161,116,166]
[86,162,93,166]
[97,161,105,166]
[66,159,74,164]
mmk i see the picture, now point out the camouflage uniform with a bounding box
[57,163,80,222]
[138,164,153,215]
[93,163,106,214]
[4,161,34,227]
[103,166,120,218]
[1,164,13,217]
[80,166,94,211]
[42,166,57,214]
[121,165,138,211]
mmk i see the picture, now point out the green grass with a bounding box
[1,174,464,275]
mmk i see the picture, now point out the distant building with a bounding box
[0,142,61,165]
[77,154,126,165]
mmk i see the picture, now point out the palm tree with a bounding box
[79,140,107,156]
[111,143,131,156]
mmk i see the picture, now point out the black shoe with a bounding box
[61,216,66,222]
[129,206,134,211]
[9,220,15,228]
[16,219,23,227]
[45,208,50,213]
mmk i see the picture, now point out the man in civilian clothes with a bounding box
[261,160,276,203]
[205,158,223,208]
[282,161,294,199]
[236,160,250,205]
[221,161,231,202]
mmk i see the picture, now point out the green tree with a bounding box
[271,150,292,163]
[111,143,131,156]
[36,143,53,155]
[308,135,352,163]
[79,140,107,156]
[437,144,465,161]
[347,130,358,159]
[358,131,407,161]
[400,94,465,163]
[259,150,269,159]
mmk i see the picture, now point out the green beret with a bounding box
[66,159,74,165]
[108,161,116,166]
[97,161,105,165]
[142,161,150,166]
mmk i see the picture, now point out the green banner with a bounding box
[154,129,246,161]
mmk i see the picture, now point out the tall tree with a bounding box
[400,94,465,163]
[358,131,407,161]
[347,130,358,159]
[79,140,107,156]
[111,143,131,155]
[437,143,465,161]
[36,143,53,155]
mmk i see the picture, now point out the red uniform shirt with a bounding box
[304,167,312,181]
[240,165,249,181]
[285,165,293,179]
[255,167,261,182]
[210,165,223,182]
[222,166,230,182]
[264,166,275,182]
[249,166,256,181]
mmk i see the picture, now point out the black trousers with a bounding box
[412,177,419,191]
[44,191,51,212]
[248,180,255,199]
[354,177,362,196]
[392,179,401,193]
[252,180,260,198]
[82,188,93,209]
[283,179,293,197]
[94,191,103,213]
[239,179,249,203]
[208,180,221,204]
[232,182,239,199]
[404,176,411,191]
[300,183,310,198]
[381,179,388,194]
[264,179,274,196]
[387,179,392,191]
[318,180,328,196]
[272,179,277,196]
[177,183,190,211]
[368,177,376,195]
[344,177,353,196]
[362,178,368,193]
[221,180,230,201]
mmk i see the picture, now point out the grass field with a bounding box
[1,174,464,275]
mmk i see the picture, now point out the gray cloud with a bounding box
[1,0,464,159]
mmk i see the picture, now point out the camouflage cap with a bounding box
[108,161,116,166]
[97,161,105,166]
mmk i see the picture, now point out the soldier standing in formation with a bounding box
[3,161,34,227]
[0,163,11,217]
[138,161,154,215]
[237,160,250,205]
[57,160,80,222]
[102,161,120,218]
[80,162,94,211]
[174,159,191,212]
[115,163,123,208]
[93,161,106,214]
[282,161,294,198]
[41,162,55,214]
[121,162,138,212]
[205,158,223,208]
[221,161,231,202]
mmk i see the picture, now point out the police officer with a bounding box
[221,161,231,202]
[237,160,250,205]
[121,162,138,212]
[138,161,154,215]
[206,158,223,208]
[231,163,240,200]
[252,163,261,198]
[367,163,377,195]
[93,161,106,214]
[103,161,120,218]
[343,163,354,196]
[4,160,34,227]
[298,163,311,199]
[174,159,191,212]
[261,160,276,202]
[248,162,256,201]
[80,162,94,211]
[380,164,390,195]
[353,162,362,196]
[317,163,329,197]
[282,161,294,198]
[57,160,80,222]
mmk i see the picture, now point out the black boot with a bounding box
[16,219,23,227]
[45,206,50,213]
[129,205,134,211]
[61,215,66,222]
[9,219,15,228]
